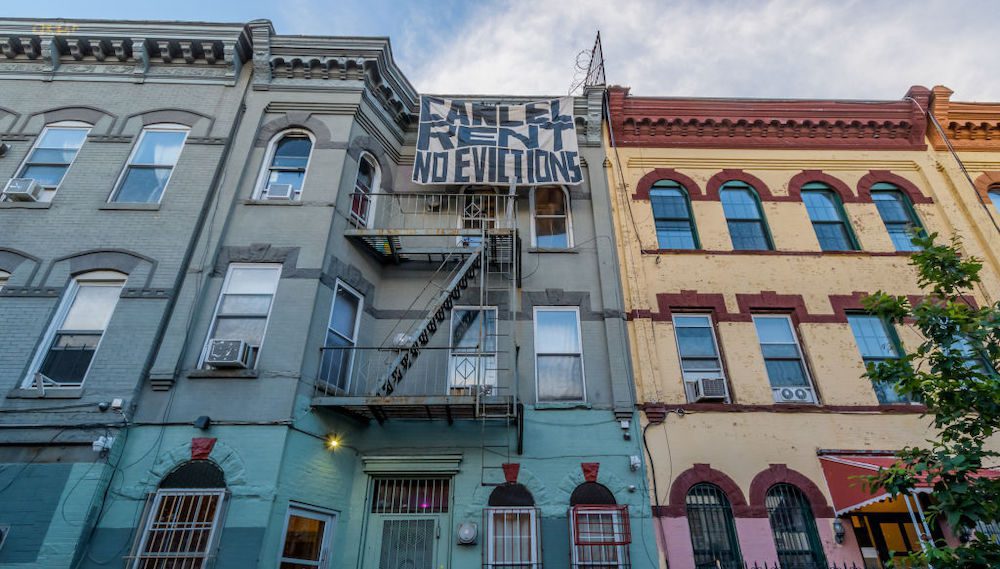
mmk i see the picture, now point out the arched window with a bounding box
[870,183,923,251]
[686,483,743,569]
[0,270,8,291]
[131,461,227,568]
[765,484,827,568]
[24,270,126,389]
[350,153,381,227]
[720,182,772,251]
[256,129,313,200]
[801,183,858,251]
[569,482,630,568]
[11,120,91,202]
[111,123,189,204]
[988,186,1000,214]
[485,483,540,567]
[531,186,572,248]
[650,180,698,249]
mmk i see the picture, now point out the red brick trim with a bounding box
[705,169,791,201]
[973,172,1000,203]
[654,290,728,320]
[636,291,877,323]
[640,402,928,414]
[857,170,933,204]
[632,168,704,200]
[639,249,912,258]
[787,170,859,203]
[661,463,750,518]
[748,464,836,518]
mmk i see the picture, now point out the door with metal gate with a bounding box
[364,478,451,569]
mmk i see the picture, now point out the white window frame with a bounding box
[22,270,126,389]
[350,152,381,228]
[252,128,315,200]
[320,279,364,391]
[0,270,8,291]
[448,305,498,392]
[752,314,818,404]
[277,503,337,569]
[529,186,573,248]
[485,506,540,568]
[12,120,92,202]
[199,263,282,369]
[569,506,630,568]
[109,123,189,204]
[533,306,586,403]
[131,488,227,569]
[672,313,729,402]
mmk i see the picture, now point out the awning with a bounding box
[819,454,1000,516]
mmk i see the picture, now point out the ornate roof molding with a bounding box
[928,85,1000,152]
[607,85,929,150]
[0,18,251,84]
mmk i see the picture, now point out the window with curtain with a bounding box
[686,483,743,569]
[111,124,188,203]
[201,264,281,369]
[847,314,909,404]
[650,180,698,249]
[752,315,816,403]
[720,183,772,250]
[351,153,380,226]
[534,307,585,402]
[871,184,922,251]
[257,130,313,199]
[532,186,571,248]
[319,281,363,392]
[672,314,728,402]
[486,483,540,568]
[801,184,858,251]
[278,505,335,569]
[14,121,90,201]
[26,271,125,389]
[765,484,827,569]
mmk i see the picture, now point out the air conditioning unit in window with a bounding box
[205,339,251,369]
[688,377,728,402]
[266,183,294,200]
[3,178,41,202]
[773,386,815,404]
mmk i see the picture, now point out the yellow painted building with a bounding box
[604,85,1000,569]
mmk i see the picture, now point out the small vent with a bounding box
[690,377,728,402]
[3,178,41,202]
[205,339,250,369]
[773,386,814,403]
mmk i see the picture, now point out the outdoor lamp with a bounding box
[833,519,846,544]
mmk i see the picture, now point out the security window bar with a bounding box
[673,315,728,402]
[371,478,450,514]
[111,125,188,203]
[847,314,910,404]
[484,507,541,568]
[279,505,335,569]
[319,281,363,392]
[351,154,380,227]
[686,483,743,569]
[765,484,827,569]
[130,489,226,569]
[650,180,698,249]
[801,185,858,251]
[259,131,312,199]
[720,183,772,251]
[871,185,923,252]
[752,315,816,403]
[570,505,631,568]
[533,186,572,248]
[535,307,585,402]
[201,264,281,369]
[14,122,90,201]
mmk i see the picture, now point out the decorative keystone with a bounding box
[582,462,599,482]
[502,463,520,484]
[191,437,217,460]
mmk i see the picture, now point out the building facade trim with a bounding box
[659,463,749,517]
[857,170,933,204]
[748,464,836,518]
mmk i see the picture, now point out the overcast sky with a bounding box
[12,0,1000,100]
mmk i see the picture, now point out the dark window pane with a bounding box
[534,187,566,215]
[113,167,172,203]
[650,189,690,218]
[21,165,69,187]
[656,220,696,249]
[813,222,853,251]
[281,514,325,562]
[802,190,841,222]
[872,191,911,223]
[727,220,769,250]
[39,334,99,384]
[677,327,719,358]
[721,188,762,220]
[272,136,312,168]
[28,148,79,164]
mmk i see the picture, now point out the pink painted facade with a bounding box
[735,518,779,563]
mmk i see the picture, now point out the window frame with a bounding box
[277,502,337,569]
[131,488,227,569]
[350,152,381,228]
[529,185,574,248]
[671,313,729,402]
[801,184,860,251]
[0,269,8,291]
[988,186,1000,216]
[720,182,774,251]
[484,506,541,568]
[22,270,126,389]
[870,184,924,252]
[319,279,364,392]
[109,123,189,204]
[12,120,92,201]
[765,483,828,568]
[533,306,586,403]
[198,263,282,369]
[685,482,744,569]
[252,128,315,200]
[650,180,700,250]
[569,505,631,568]
[846,313,910,404]
[751,314,818,404]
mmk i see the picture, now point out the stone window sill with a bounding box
[242,199,304,206]
[99,203,161,211]
[527,247,579,254]
[534,401,591,410]
[7,387,84,399]
[0,201,51,209]
[187,368,259,379]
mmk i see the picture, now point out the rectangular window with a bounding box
[131,489,226,569]
[535,307,585,402]
[650,183,697,249]
[672,314,728,402]
[532,187,571,248]
[111,126,188,203]
[570,506,631,568]
[847,314,909,404]
[279,504,335,569]
[752,315,816,403]
[27,271,125,388]
[449,306,498,393]
[871,188,922,252]
[485,507,540,568]
[0,270,8,291]
[201,264,281,369]
[319,281,363,392]
[14,123,90,201]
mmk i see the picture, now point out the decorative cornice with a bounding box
[607,85,929,150]
[928,85,1000,152]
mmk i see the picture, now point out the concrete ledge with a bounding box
[7,387,84,399]
[99,203,161,211]
[187,369,259,379]
[0,201,51,209]
[527,247,579,254]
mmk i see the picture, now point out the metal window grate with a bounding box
[371,478,450,514]
[484,507,541,568]
[765,484,827,569]
[686,483,744,569]
[570,505,631,568]
[128,489,226,569]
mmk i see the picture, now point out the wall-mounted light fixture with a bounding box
[833,519,846,544]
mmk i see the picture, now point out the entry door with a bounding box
[363,478,451,569]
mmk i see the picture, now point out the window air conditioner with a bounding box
[3,178,41,202]
[773,386,815,403]
[689,377,728,402]
[266,183,294,200]
[205,339,251,369]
